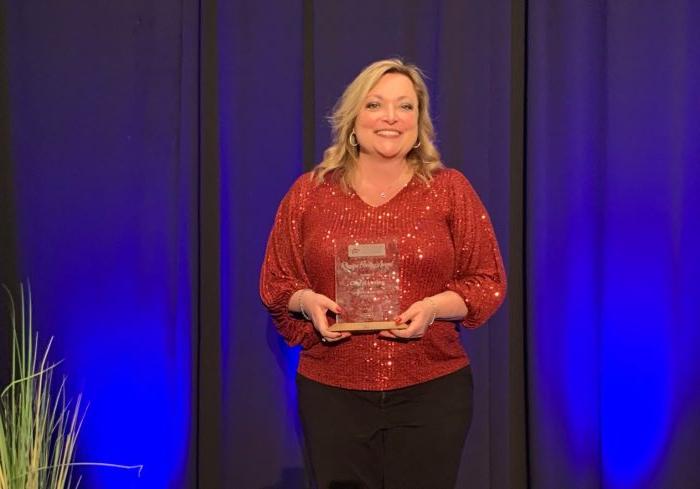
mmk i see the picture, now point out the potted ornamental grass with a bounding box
[0,284,141,489]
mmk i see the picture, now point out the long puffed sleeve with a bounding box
[445,170,507,328]
[260,174,320,349]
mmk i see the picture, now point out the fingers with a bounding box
[308,293,343,318]
[311,308,345,340]
[318,295,342,315]
[322,331,352,343]
[379,329,400,339]
[304,295,436,344]
[382,301,432,339]
[388,325,423,339]
[306,293,349,343]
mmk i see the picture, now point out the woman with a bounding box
[260,59,506,489]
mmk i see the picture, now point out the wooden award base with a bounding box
[328,321,409,332]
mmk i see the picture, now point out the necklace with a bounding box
[379,186,401,199]
[367,169,411,199]
[352,164,413,206]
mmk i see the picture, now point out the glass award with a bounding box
[329,238,406,332]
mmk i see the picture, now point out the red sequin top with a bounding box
[260,168,506,391]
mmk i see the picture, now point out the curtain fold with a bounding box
[211,1,308,487]
[2,2,199,487]
[0,0,18,387]
[527,1,700,488]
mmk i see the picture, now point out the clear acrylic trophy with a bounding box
[328,238,407,332]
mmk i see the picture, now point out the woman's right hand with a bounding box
[297,290,351,343]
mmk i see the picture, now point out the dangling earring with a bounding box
[349,131,359,147]
[413,140,421,149]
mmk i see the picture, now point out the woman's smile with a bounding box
[354,72,419,160]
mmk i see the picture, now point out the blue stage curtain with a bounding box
[2,2,198,488]
[527,1,700,488]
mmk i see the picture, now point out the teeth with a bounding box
[376,130,401,136]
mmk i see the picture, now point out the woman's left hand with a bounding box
[379,299,436,340]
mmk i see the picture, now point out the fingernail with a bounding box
[394,316,401,324]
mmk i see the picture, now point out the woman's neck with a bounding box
[351,156,414,206]
[355,155,410,186]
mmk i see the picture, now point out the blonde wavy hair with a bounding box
[312,59,443,190]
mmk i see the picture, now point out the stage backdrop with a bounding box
[527,2,700,488]
[2,1,199,488]
[1,1,698,489]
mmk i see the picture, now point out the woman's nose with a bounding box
[383,105,397,123]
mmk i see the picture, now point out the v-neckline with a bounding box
[351,175,416,209]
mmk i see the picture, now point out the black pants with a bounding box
[296,367,473,489]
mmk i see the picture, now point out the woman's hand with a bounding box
[379,298,437,340]
[296,290,351,343]
[380,292,467,340]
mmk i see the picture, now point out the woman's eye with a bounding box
[401,103,414,111]
[366,101,380,109]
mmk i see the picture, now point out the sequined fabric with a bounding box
[260,168,506,391]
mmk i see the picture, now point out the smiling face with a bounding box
[354,73,419,161]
